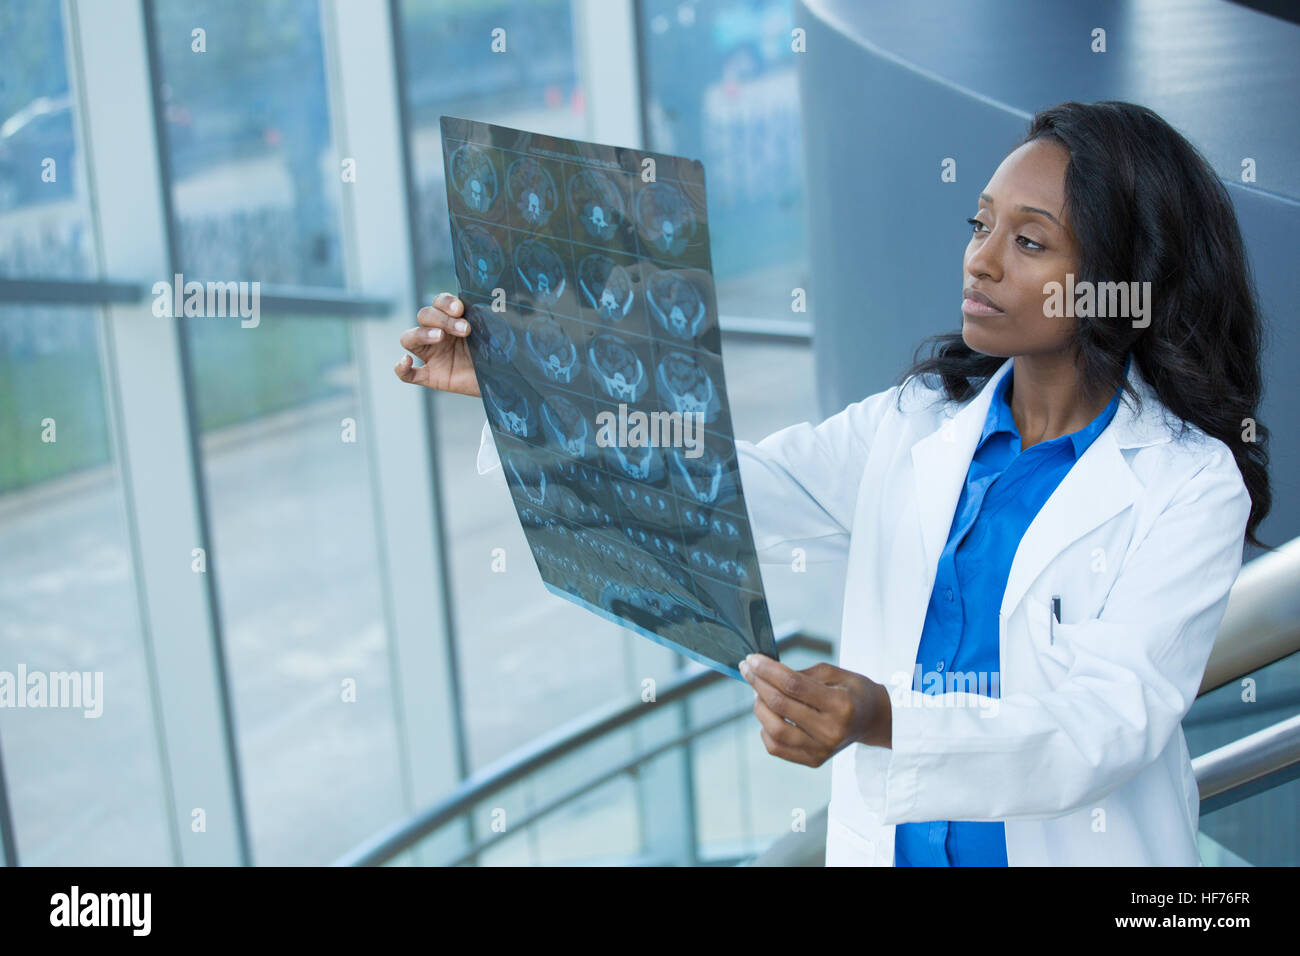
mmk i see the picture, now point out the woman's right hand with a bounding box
[394,292,480,397]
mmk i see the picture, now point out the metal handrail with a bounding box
[337,535,1300,867]
[332,626,831,866]
[1200,536,1300,695]
[1194,713,1300,813]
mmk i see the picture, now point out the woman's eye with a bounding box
[968,217,1044,250]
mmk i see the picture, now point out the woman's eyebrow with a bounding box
[978,192,1062,228]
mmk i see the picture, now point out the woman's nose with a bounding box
[965,235,1002,282]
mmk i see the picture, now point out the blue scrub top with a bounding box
[894,354,1128,866]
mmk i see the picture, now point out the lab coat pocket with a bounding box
[1023,595,1081,684]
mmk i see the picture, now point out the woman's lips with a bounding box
[962,296,1005,316]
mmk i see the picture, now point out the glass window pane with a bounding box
[399,0,665,776]
[638,0,807,323]
[0,0,93,278]
[1188,648,1300,866]
[400,0,588,296]
[0,305,171,864]
[726,339,842,641]
[178,313,406,865]
[149,0,405,863]
[1199,775,1298,866]
[149,0,346,287]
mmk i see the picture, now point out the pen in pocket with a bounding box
[1050,595,1061,645]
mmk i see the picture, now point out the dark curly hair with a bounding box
[894,100,1272,550]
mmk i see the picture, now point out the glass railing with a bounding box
[332,627,834,866]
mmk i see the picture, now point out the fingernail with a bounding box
[454,319,469,332]
[738,659,750,676]
[427,328,442,340]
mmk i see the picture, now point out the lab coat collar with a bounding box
[910,353,1174,621]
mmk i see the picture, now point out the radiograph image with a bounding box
[653,348,722,425]
[479,369,539,444]
[512,237,568,307]
[577,253,635,322]
[538,389,595,460]
[522,312,579,385]
[448,143,503,223]
[466,302,517,367]
[588,332,650,404]
[566,168,633,249]
[635,181,696,257]
[633,178,710,269]
[456,223,507,294]
[506,156,562,235]
[441,115,776,679]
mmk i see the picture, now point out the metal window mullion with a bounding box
[70,0,246,865]
[574,0,707,863]
[323,0,470,866]
[576,0,643,148]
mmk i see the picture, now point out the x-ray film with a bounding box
[441,115,777,681]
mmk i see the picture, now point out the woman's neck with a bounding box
[1008,352,1112,448]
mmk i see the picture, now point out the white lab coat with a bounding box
[475,355,1252,866]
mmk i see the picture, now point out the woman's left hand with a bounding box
[739,655,892,767]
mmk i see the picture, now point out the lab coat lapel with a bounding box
[909,356,1173,623]
[909,357,1014,574]
[1001,359,1171,619]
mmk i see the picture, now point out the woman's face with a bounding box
[961,138,1081,358]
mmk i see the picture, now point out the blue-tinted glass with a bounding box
[0,0,93,278]
[0,303,172,865]
[150,0,345,287]
[639,0,806,323]
[148,1,404,864]
[1189,649,1300,865]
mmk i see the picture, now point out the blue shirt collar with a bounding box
[980,353,1129,459]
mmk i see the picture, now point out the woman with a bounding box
[396,101,1271,866]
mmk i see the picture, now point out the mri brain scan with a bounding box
[468,303,517,365]
[578,254,635,321]
[588,333,647,402]
[646,271,706,339]
[513,238,567,305]
[635,181,697,258]
[450,144,499,214]
[507,157,559,228]
[482,376,535,440]
[668,445,733,507]
[655,350,718,423]
[567,169,627,242]
[523,314,579,385]
[457,225,505,291]
[442,115,776,680]
[540,392,590,457]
